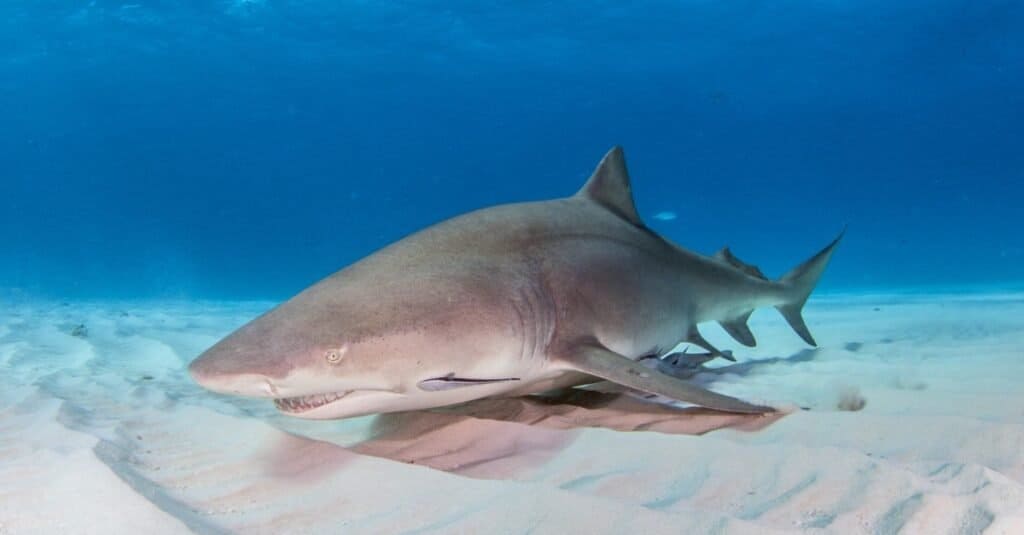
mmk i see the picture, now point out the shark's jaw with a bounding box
[267,376,533,419]
[273,391,352,414]
[269,388,412,419]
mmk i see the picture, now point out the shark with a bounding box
[189,147,841,419]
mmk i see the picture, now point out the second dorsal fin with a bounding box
[714,247,767,280]
[576,146,643,226]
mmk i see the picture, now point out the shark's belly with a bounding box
[497,369,598,397]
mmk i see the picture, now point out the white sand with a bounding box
[2,294,1023,534]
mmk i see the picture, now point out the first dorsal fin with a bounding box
[714,247,768,280]
[576,146,643,226]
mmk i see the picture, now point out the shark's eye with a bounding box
[325,349,344,364]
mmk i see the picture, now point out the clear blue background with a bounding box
[2,1,1022,299]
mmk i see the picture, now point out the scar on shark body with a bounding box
[190,147,841,418]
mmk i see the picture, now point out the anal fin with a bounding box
[719,310,756,347]
[558,344,774,414]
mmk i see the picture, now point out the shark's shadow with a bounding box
[696,348,819,379]
[269,350,816,480]
[347,386,788,479]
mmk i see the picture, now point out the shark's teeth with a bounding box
[273,391,349,413]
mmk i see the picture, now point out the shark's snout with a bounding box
[188,350,280,398]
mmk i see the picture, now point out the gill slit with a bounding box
[533,271,557,365]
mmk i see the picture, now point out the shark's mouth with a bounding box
[273,391,351,413]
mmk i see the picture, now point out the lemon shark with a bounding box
[189,147,841,418]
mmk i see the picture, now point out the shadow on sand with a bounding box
[268,350,819,480]
[707,348,818,377]
[347,387,789,478]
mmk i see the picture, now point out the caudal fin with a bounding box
[776,230,845,346]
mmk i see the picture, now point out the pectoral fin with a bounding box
[559,344,774,414]
[417,373,520,392]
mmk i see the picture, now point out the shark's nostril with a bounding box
[264,379,279,396]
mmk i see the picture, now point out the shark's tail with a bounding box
[776,230,845,346]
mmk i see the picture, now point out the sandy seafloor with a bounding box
[2,293,1023,534]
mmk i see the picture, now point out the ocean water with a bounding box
[3,2,1024,534]
[3,1,1021,300]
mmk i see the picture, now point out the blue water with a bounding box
[2,1,1022,300]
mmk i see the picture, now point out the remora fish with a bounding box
[189,147,841,418]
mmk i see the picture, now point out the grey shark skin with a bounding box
[189,147,841,419]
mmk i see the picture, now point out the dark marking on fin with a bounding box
[685,325,736,361]
[719,310,756,347]
[418,373,520,392]
[714,247,767,280]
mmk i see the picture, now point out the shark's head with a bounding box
[188,262,527,419]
